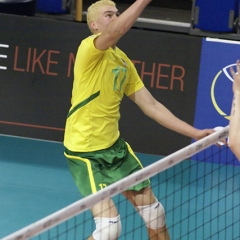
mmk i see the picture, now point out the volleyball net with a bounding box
[2,125,240,240]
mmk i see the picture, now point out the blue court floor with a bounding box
[0,134,240,240]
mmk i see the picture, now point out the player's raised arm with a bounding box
[229,60,240,160]
[87,0,152,51]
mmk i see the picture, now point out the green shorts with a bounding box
[64,138,150,197]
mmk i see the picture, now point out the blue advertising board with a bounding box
[193,38,240,165]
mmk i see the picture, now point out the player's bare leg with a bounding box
[147,225,170,240]
[122,186,170,240]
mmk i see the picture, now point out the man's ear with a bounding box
[90,22,98,31]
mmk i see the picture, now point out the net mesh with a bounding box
[3,125,240,240]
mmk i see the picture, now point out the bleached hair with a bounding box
[87,0,116,31]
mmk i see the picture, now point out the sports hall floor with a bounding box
[0,134,240,240]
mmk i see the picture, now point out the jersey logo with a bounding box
[121,58,127,66]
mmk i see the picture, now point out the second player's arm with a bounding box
[229,87,240,159]
[229,60,240,160]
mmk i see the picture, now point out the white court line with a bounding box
[206,37,240,45]
[0,44,9,48]
[0,133,63,144]
[0,54,7,58]
[0,66,7,70]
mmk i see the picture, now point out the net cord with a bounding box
[2,125,229,240]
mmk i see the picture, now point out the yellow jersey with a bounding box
[64,34,144,152]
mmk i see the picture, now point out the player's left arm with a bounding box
[128,86,214,141]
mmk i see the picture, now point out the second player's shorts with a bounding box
[64,137,150,197]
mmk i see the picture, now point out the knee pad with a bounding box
[92,215,122,240]
[137,198,166,229]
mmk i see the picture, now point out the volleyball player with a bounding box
[229,60,240,160]
[63,0,214,239]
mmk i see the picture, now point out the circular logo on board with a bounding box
[210,63,235,120]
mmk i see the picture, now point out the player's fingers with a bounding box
[215,139,227,148]
[236,59,240,74]
[230,67,235,77]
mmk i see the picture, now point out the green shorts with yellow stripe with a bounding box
[64,138,150,197]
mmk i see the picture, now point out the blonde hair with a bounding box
[87,0,116,31]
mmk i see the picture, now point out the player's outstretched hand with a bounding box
[194,129,215,141]
[194,128,227,147]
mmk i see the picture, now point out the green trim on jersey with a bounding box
[67,91,100,118]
